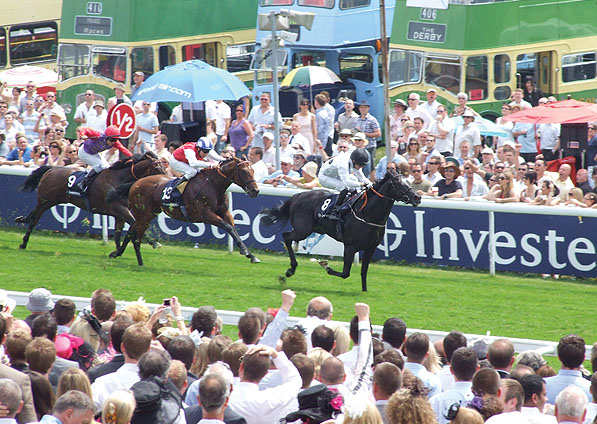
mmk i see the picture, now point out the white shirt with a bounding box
[136,111,159,144]
[251,160,270,183]
[429,381,473,424]
[420,100,441,118]
[288,132,312,155]
[295,315,329,351]
[521,407,558,424]
[228,352,301,424]
[91,363,140,411]
[583,402,597,424]
[74,102,94,122]
[454,123,481,152]
[206,101,231,136]
[485,411,530,424]
[86,109,107,132]
[405,106,434,129]
[428,117,455,153]
[403,362,442,398]
[436,365,455,392]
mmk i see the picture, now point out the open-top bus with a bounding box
[57,0,258,138]
[388,0,597,119]
[251,0,396,122]
[0,1,61,71]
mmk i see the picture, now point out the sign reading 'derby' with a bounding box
[1,174,595,277]
[407,21,446,43]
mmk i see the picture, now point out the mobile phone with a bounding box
[163,298,171,306]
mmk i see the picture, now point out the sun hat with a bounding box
[440,157,461,178]
[26,288,54,313]
[302,161,318,178]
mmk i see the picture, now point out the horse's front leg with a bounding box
[213,210,260,264]
[324,245,357,280]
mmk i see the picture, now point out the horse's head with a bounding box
[133,151,166,178]
[383,169,421,207]
[221,157,259,198]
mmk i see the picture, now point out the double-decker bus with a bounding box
[251,0,396,122]
[57,0,258,138]
[0,1,61,71]
[388,0,597,119]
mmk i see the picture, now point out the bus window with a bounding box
[340,0,370,9]
[159,45,175,70]
[494,54,510,84]
[9,23,58,65]
[298,0,334,8]
[562,52,596,83]
[260,0,293,5]
[227,44,255,73]
[183,43,218,67]
[0,29,6,68]
[339,54,373,83]
[251,48,288,85]
[465,55,487,100]
[424,54,460,95]
[58,44,90,81]
[388,49,422,85]
[91,47,127,83]
[516,53,536,85]
[132,47,154,78]
[292,50,326,68]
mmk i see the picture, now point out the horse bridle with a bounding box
[215,160,256,192]
[352,174,407,228]
[128,155,163,180]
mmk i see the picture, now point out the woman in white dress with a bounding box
[293,99,317,152]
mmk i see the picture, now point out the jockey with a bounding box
[318,148,372,220]
[78,125,133,187]
[170,136,225,185]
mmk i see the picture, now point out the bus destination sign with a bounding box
[74,16,112,36]
[406,21,446,43]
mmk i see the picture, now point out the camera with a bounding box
[163,298,171,306]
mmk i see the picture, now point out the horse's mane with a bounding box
[372,168,399,191]
[109,151,158,170]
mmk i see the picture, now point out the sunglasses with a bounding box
[464,167,471,170]
[444,169,456,172]
[407,98,416,101]
[236,109,243,112]
[405,126,414,129]
[68,150,77,154]
[495,166,504,170]
[430,162,440,165]
[338,146,348,149]
[143,103,151,106]
[260,98,269,101]
[408,143,418,146]
[50,144,59,148]
[412,169,422,173]
[26,85,34,88]
[55,129,64,132]
[498,176,506,180]
[85,93,93,96]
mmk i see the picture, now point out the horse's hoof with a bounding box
[326,268,335,275]
[109,251,120,259]
[318,260,329,269]
[19,244,26,250]
[15,216,24,223]
[152,241,162,249]
[286,269,295,277]
[250,256,261,264]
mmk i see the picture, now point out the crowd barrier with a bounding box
[9,289,593,359]
[1,166,597,277]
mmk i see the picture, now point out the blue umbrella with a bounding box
[452,115,510,137]
[132,60,251,102]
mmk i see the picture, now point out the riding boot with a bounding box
[79,169,98,192]
[327,188,349,221]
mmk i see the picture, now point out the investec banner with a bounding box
[1,173,596,277]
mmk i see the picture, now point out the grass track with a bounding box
[1,227,596,343]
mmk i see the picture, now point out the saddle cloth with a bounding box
[66,171,88,198]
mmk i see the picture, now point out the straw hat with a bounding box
[440,157,461,178]
[302,161,318,178]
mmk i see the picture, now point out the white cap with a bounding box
[263,131,274,140]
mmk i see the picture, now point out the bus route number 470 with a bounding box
[107,104,137,139]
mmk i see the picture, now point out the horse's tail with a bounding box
[17,166,52,192]
[106,182,135,204]
[260,199,291,228]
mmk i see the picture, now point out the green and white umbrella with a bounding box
[281,66,341,87]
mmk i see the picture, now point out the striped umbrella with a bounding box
[281,66,341,87]
[0,65,58,87]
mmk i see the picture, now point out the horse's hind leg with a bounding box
[359,246,376,292]
[16,203,52,249]
[282,231,300,277]
[219,211,260,263]
[114,219,124,250]
[325,245,357,281]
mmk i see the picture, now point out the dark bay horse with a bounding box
[15,152,165,250]
[107,157,260,266]
[261,169,421,291]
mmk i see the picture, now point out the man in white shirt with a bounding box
[86,100,108,132]
[288,121,312,155]
[261,132,276,172]
[420,88,442,118]
[430,347,477,424]
[405,92,434,129]
[135,101,160,152]
[248,147,269,183]
[206,100,231,152]
[583,374,597,424]
[454,109,482,156]
[91,323,152,411]
[403,332,442,397]
[428,104,455,156]
[373,363,402,424]
[436,331,467,392]
[295,296,334,351]
[520,374,557,424]
[228,344,301,424]
[486,379,529,424]
[73,90,96,125]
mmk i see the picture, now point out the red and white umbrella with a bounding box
[0,65,58,87]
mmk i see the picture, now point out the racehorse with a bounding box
[106,157,260,266]
[15,152,165,250]
[261,169,421,291]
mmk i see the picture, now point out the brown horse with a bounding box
[107,157,260,266]
[16,152,165,250]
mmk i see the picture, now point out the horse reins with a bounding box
[353,178,399,227]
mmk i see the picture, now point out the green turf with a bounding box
[1,227,596,345]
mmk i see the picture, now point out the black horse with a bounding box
[261,169,421,291]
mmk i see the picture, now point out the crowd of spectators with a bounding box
[0,287,596,424]
[1,81,596,209]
